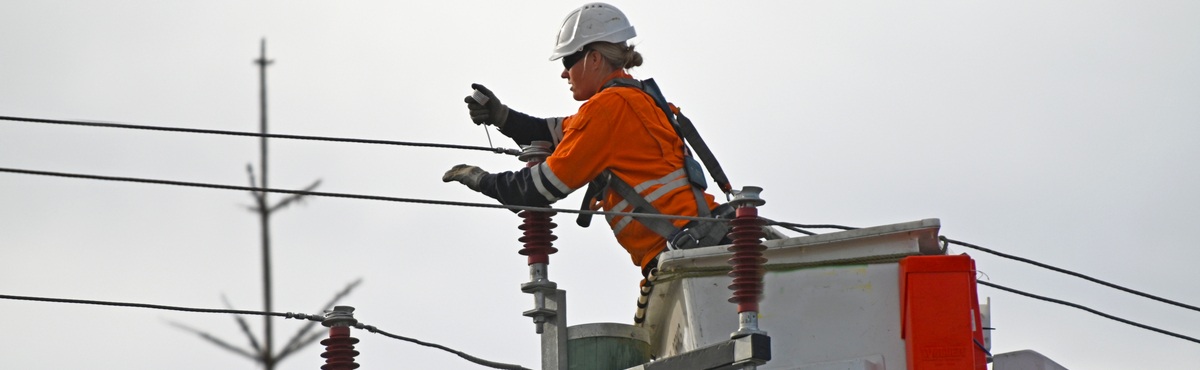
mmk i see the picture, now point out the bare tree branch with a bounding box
[275,278,362,360]
[246,163,265,209]
[277,329,329,364]
[221,294,262,355]
[268,179,322,213]
[246,164,259,189]
[167,320,260,362]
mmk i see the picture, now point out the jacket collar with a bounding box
[601,70,633,86]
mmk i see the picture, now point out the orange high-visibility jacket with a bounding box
[481,70,717,269]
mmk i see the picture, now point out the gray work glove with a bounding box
[464,83,509,129]
[442,164,488,192]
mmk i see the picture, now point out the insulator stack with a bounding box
[517,140,558,265]
[320,326,361,370]
[320,306,361,370]
[727,206,767,313]
[518,210,559,265]
[726,186,768,339]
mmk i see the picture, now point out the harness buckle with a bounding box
[667,223,702,250]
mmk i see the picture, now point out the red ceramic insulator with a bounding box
[516,142,558,265]
[320,326,361,370]
[727,206,767,313]
[518,210,559,265]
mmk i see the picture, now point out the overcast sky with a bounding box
[2,1,1198,369]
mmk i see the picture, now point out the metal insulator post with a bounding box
[320,306,361,370]
[516,141,560,334]
[727,186,768,340]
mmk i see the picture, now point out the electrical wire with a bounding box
[0,293,532,370]
[7,161,1198,353]
[352,323,531,370]
[977,281,1200,345]
[759,217,816,236]
[0,114,845,228]
[770,221,858,231]
[0,114,522,156]
[15,105,1198,356]
[943,236,1200,314]
[0,293,322,321]
[20,114,1193,343]
[0,166,791,226]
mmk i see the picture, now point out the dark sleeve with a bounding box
[478,168,553,208]
[500,109,554,146]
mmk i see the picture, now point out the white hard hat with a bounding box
[549,3,637,61]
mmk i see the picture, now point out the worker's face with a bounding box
[561,49,607,101]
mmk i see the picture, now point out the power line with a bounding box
[0,293,531,370]
[14,164,1197,315]
[755,219,860,236]
[0,114,841,231]
[353,323,531,370]
[943,236,1200,314]
[0,114,521,156]
[0,166,768,225]
[760,217,817,236]
[7,163,1196,354]
[977,281,1200,345]
[770,221,858,231]
[0,293,323,321]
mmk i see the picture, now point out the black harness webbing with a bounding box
[573,78,733,249]
[604,170,681,238]
[605,170,730,249]
[630,78,733,195]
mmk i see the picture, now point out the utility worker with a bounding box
[443,3,723,278]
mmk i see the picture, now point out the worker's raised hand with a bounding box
[442,164,488,192]
[464,83,509,128]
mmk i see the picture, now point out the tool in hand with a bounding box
[471,89,495,149]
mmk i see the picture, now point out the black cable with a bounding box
[771,221,858,231]
[354,323,531,370]
[0,114,521,156]
[759,217,816,236]
[0,293,323,322]
[977,281,1200,345]
[0,166,747,225]
[0,293,531,369]
[943,236,1200,314]
[973,339,992,357]
[0,115,850,229]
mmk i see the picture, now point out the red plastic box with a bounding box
[899,255,987,370]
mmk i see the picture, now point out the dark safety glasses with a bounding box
[562,48,590,70]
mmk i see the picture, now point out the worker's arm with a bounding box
[444,114,604,208]
[477,166,557,207]
[500,111,565,146]
[442,164,559,208]
[446,93,624,207]
[476,95,621,206]
[464,83,564,146]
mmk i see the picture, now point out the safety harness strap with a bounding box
[572,78,733,250]
[606,78,733,194]
[605,172,731,251]
[605,171,683,239]
[605,169,687,219]
[691,186,711,218]
[575,177,607,227]
[674,112,732,194]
